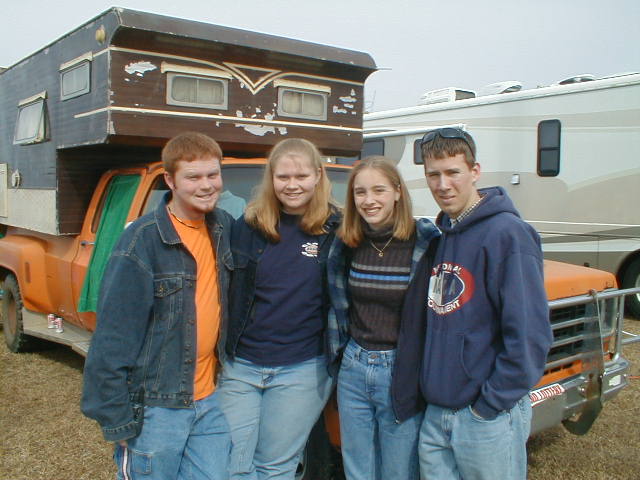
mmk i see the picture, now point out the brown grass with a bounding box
[1,321,639,480]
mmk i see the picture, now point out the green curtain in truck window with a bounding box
[78,174,141,312]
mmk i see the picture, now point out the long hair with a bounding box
[339,156,415,248]
[244,138,335,242]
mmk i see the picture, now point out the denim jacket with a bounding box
[225,209,342,360]
[326,218,440,422]
[81,193,233,442]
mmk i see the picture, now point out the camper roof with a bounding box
[7,7,376,72]
[556,74,596,85]
[479,81,523,96]
[418,87,476,105]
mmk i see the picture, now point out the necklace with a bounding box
[370,237,393,257]
[167,205,202,229]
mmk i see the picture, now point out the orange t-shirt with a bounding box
[169,212,220,400]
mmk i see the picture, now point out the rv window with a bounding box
[413,139,424,165]
[277,88,327,121]
[362,139,384,158]
[537,120,561,176]
[167,73,228,110]
[14,100,47,145]
[61,61,91,100]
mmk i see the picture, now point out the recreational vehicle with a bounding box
[362,73,640,316]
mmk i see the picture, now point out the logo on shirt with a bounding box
[428,262,475,315]
[301,242,319,257]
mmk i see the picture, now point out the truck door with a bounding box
[71,173,141,330]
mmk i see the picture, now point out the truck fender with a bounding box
[0,236,54,313]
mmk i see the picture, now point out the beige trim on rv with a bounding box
[59,52,94,71]
[18,91,47,106]
[160,62,233,79]
[74,105,363,132]
[273,79,331,94]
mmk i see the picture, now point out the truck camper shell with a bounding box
[0,7,376,235]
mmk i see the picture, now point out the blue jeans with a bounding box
[418,395,532,480]
[113,391,230,480]
[337,339,422,480]
[217,356,332,480]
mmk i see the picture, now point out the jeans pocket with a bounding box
[129,448,153,475]
[468,405,504,423]
[339,350,355,370]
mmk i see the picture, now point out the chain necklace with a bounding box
[370,237,393,257]
[167,205,202,229]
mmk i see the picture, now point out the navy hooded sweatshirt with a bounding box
[419,186,553,419]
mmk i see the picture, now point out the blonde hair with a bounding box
[339,156,415,248]
[244,138,335,242]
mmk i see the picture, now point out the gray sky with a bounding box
[2,0,639,111]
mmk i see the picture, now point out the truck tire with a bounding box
[622,257,640,318]
[2,275,38,352]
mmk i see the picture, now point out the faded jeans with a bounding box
[113,391,230,480]
[217,355,332,480]
[337,339,422,480]
[418,395,532,480]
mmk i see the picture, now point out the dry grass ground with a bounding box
[1,321,639,480]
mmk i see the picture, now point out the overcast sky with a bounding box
[2,0,639,111]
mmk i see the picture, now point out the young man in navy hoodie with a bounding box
[417,127,553,479]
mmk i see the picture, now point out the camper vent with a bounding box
[479,81,522,96]
[418,87,476,105]
[556,74,595,85]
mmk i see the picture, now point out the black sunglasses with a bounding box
[420,127,475,156]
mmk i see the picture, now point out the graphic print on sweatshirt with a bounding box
[301,241,318,257]
[428,262,475,315]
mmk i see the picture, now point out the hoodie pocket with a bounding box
[424,330,479,407]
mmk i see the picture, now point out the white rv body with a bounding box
[362,73,640,312]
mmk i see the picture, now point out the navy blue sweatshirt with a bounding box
[237,213,323,366]
[419,186,553,419]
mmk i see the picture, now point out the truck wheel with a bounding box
[2,275,37,352]
[622,257,640,319]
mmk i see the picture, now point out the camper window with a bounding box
[167,73,228,110]
[277,88,327,121]
[61,61,91,100]
[413,139,424,165]
[14,99,46,145]
[537,120,561,176]
[362,138,384,158]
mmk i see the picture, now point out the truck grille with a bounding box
[545,303,598,373]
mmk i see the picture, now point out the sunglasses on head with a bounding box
[420,127,474,154]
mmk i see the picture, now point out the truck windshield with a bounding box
[222,165,350,206]
[142,164,350,217]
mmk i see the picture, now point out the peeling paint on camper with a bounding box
[235,123,275,136]
[124,61,157,76]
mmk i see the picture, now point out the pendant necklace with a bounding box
[168,205,201,229]
[370,237,393,257]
